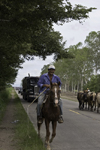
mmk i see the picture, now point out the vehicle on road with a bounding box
[18,87,23,95]
[22,76,39,102]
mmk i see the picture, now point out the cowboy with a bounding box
[84,88,90,100]
[84,88,90,93]
[37,65,64,124]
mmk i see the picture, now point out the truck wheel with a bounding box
[23,93,27,100]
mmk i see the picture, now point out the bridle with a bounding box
[49,83,60,107]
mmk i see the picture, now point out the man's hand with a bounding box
[43,84,50,88]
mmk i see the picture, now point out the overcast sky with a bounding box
[13,0,100,87]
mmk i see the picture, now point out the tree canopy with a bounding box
[0,0,96,89]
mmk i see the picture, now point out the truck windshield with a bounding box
[29,78,39,84]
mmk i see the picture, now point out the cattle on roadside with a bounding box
[96,92,100,113]
[83,92,88,110]
[92,92,96,111]
[87,92,96,111]
[77,91,84,110]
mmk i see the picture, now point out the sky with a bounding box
[13,0,100,87]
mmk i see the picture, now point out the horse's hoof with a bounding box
[45,140,48,145]
[47,145,51,150]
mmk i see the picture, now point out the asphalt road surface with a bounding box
[17,92,100,150]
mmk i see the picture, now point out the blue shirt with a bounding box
[37,73,62,93]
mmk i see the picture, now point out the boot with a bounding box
[58,115,64,123]
[37,116,43,124]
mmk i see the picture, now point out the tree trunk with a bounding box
[65,84,66,92]
[72,81,73,92]
[81,77,83,91]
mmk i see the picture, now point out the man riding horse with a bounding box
[37,65,64,124]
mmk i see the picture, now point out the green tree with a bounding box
[83,75,100,93]
[50,42,94,92]
[85,31,100,74]
[0,0,96,88]
[0,0,96,59]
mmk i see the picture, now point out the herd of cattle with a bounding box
[77,91,100,113]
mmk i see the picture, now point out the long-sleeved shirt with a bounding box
[37,73,62,94]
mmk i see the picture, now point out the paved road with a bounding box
[17,92,100,150]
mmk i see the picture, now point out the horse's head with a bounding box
[50,82,61,107]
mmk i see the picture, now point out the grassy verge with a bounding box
[13,90,46,150]
[0,87,12,123]
[61,96,77,102]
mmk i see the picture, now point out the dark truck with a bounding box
[22,76,39,102]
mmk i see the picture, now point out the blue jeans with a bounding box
[37,93,63,117]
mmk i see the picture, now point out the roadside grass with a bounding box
[13,90,46,150]
[61,92,78,102]
[0,87,12,123]
[61,96,77,102]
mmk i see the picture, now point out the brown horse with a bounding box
[37,82,61,149]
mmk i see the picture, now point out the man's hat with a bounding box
[48,65,55,70]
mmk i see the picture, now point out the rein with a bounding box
[27,87,48,108]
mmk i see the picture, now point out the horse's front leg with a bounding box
[85,101,87,109]
[50,121,57,143]
[45,119,50,147]
[37,122,42,137]
[91,101,93,111]
[82,101,84,109]
[94,101,96,111]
